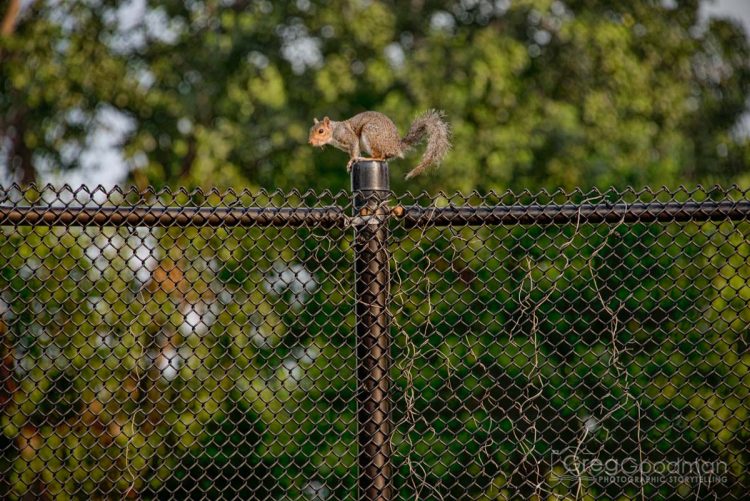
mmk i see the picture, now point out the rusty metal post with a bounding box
[351,160,393,500]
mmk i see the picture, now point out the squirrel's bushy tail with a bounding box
[400,109,451,179]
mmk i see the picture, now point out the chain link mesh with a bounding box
[0,184,748,499]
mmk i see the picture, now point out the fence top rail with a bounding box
[1,183,750,227]
[1,200,749,228]
[0,205,348,227]
[398,200,750,226]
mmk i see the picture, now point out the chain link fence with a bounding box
[0,174,749,499]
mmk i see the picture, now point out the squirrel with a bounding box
[308,110,451,179]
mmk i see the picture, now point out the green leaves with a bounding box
[2,1,748,191]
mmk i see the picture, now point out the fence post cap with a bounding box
[351,160,389,193]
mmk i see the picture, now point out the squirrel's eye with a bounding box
[318,129,324,133]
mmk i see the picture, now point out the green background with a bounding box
[1,0,750,499]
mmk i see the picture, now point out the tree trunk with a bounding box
[10,113,36,186]
[1,0,21,37]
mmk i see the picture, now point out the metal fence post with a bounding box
[351,160,393,500]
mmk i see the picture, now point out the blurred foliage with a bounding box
[1,0,749,192]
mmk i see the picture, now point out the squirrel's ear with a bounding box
[323,116,330,125]
[313,117,319,124]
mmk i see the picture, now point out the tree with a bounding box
[1,0,748,192]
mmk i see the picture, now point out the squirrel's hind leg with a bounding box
[348,124,394,171]
[360,123,399,160]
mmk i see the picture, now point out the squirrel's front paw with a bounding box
[346,158,358,172]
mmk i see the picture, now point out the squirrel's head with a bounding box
[308,117,332,147]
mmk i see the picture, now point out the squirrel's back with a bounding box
[345,111,397,131]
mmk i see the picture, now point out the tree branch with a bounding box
[1,0,21,37]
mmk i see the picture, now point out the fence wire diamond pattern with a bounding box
[0,184,748,500]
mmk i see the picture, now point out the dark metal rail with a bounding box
[4,200,749,229]
[0,206,346,227]
[399,200,750,226]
